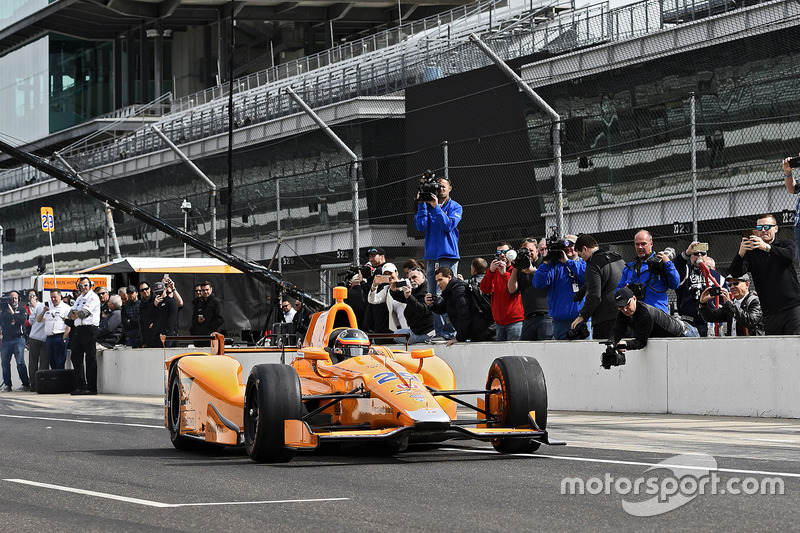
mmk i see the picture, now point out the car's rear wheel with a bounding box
[485,356,547,454]
[168,365,203,451]
[244,364,303,463]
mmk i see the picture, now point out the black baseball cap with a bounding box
[126,285,137,293]
[614,287,635,307]
[153,281,165,294]
[366,247,385,257]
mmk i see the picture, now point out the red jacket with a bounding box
[479,267,524,326]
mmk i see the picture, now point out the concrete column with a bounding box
[126,29,136,106]
[113,35,123,109]
[140,24,150,103]
[154,20,163,100]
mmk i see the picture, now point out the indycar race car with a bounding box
[165,286,559,462]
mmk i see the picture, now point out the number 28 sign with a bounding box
[40,207,54,232]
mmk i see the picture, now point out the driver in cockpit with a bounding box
[326,328,371,363]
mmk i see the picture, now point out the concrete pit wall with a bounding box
[89,337,800,418]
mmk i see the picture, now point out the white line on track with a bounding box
[0,413,162,429]
[439,448,800,479]
[3,479,349,508]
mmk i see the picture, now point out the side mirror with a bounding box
[410,348,434,373]
[411,348,434,360]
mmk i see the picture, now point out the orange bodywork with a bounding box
[164,287,465,448]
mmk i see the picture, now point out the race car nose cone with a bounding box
[406,407,451,428]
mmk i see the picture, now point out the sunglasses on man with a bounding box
[756,224,776,231]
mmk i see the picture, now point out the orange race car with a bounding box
[165,287,560,463]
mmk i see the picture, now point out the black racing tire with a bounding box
[35,369,77,394]
[244,364,303,463]
[167,365,204,451]
[485,356,547,454]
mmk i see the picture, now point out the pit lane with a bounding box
[0,394,797,531]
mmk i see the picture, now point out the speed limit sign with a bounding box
[40,207,54,232]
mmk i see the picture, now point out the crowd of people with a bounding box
[1,166,797,392]
[336,170,789,356]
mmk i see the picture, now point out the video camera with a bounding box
[417,170,441,203]
[546,233,571,263]
[600,341,626,369]
[645,247,676,276]
[0,296,9,309]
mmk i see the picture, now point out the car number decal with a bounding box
[374,371,420,385]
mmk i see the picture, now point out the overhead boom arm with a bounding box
[0,139,325,310]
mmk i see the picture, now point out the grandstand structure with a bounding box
[1,0,799,302]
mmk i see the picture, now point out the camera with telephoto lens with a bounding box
[600,341,626,369]
[342,263,372,279]
[645,247,676,276]
[503,248,532,270]
[567,321,590,341]
[417,170,441,203]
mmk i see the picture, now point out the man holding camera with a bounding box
[360,247,390,334]
[533,236,586,340]
[608,287,700,355]
[783,155,800,256]
[698,273,764,336]
[508,238,553,341]
[390,267,434,344]
[571,234,625,339]
[426,266,490,346]
[617,230,680,313]
[415,174,462,340]
[480,242,524,341]
[674,241,724,337]
[0,291,31,392]
[729,213,800,335]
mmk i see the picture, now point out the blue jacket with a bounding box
[532,259,586,320]
[617,253,680,313]
[415,198,462,260]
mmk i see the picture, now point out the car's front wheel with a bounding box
[168,365,202,451]
[244,364,303,463]
[485,356,548,454]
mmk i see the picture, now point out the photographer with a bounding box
[783,154,800,256]
[0,291,32,392]
[617,230,680,313]
[674,241,724,336]
[390,267,434,344]
[571,234,624,339]
[729,213,800,335]
[365,261,396,336]
[507,238,553,341]
[533,236,586,340]
[415,172,462,339]
[698,274,764,336]
[608,287,700,354]
[480,242,524,341]
[360,247,390,334]
[425,266,490,346]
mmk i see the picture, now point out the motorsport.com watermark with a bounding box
[560,453,785,516]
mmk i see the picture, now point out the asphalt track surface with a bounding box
[1,393,798,532]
